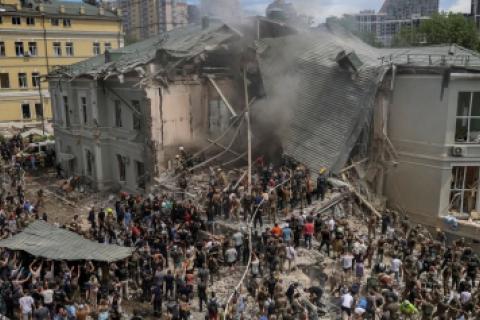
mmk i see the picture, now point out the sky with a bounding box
[186,0,471,21]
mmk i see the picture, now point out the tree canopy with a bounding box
[393,13,479,50]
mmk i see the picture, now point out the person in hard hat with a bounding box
[316,167,328,201]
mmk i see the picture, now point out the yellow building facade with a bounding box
[0,0,122,122]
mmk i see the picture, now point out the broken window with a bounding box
[81,97,87,125]
[132,100,141,130]
[136,161,145,189]
[208,99,229,135]
[63,96,70,128]
[450,166,479,215]
[85,150,93,176]
[114,100,122,127]
[455,92,480,143]
[117,155,126,181]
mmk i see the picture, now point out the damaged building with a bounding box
[49,17,480,237]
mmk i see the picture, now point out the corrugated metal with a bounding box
[257,26,480,174]
[0,221,133,262]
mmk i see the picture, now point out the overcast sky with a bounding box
[187,0,471,21]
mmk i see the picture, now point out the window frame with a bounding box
[455,91,480,144]
[21,103,31,119]
[65,42,74,56]
[53,42,62,56]
[63,18,71,27]
[0,73,9,88]
[63,96,70,127]
[450,166,479,215]
[80,96,88,125]
[51,18,59,26]
[117,155,126,181]
[11,16,21,25]
[14,41,24,57]
[26,17,35,25]
[28,42,37,56]
[92,42,100,55]
[132,100,141,130]
[114,100,122,128]
[0,41,5,57]
[34,103,43,119]
[18,73,27,88]
[31,72,40,87]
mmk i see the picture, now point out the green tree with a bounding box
[394,13,479,50]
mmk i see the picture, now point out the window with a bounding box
[0,17,3,24]
[450,166,479,215]
[104,42,112,52]
[21,104,31,119]
[86,150,93,176]
[28,42,37,56]
[81,97,87,124]
[26,17,35,25]
[92,42,100,55]
[136,161,145,189]
[32,72,40,87]
[15,42,24,57]
[132,100,141,130]
[11,16,21,25]
[63,18,71,27]
[53,42,61,56]
[0,42,5,56]
[35,103,43,119]
[63,96,70,127]
[0,73,9,88]
[114,100,122,127]
[65,42,73,56]
[117,155,126,181]
[51,18,59,26]
[455,92,480,143]
[18,73,27,88]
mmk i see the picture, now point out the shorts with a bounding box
[22,312,31,320]
[341,306,352,316]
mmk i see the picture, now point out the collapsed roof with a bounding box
[49,19,480,174]
[0,221,133,262]
[257,25,480,174]
[53,21,240,80]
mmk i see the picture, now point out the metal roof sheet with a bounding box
[0,221,133,262]
[257,25,480,174]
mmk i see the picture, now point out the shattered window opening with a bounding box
[21,103,30,119]
[117,155,126,182]
[455,92,480,143]
[450,166,479,215]
[18,73,27,88]
[114,100,122,128]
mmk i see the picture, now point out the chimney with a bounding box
[59,4,65,13]
[201,16,209,29]
[79,5,85,14]
[99,7,104,15]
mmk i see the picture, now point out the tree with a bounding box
[393,13,479,50]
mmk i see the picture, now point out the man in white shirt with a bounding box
[225,246,238,271]
[341,290,354,320]
[391,256,403,282]
[19,291,35,320]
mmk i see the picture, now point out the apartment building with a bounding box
[380,0,439,19]
[0,0,122,123]
[119,0,188,42]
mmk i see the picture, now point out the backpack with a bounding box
[208,299,218,314]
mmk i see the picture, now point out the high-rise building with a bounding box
[345,0,439,47]
[0,0,123,122]
[472,0,480,29]
[380,0,439,19]
[120,0,188,42]
[200,0,241,21]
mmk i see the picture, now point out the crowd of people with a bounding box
[0,140,477,320]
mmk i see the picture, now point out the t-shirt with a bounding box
[341,293,354,308]
[342,255,353,269]
[391,258,402,272]
[41,289,54,304]
[304,223,314,236]
[19,295,35,314]
[282,227,292,242]
[232,232,243,247]
[225,248,237,263]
